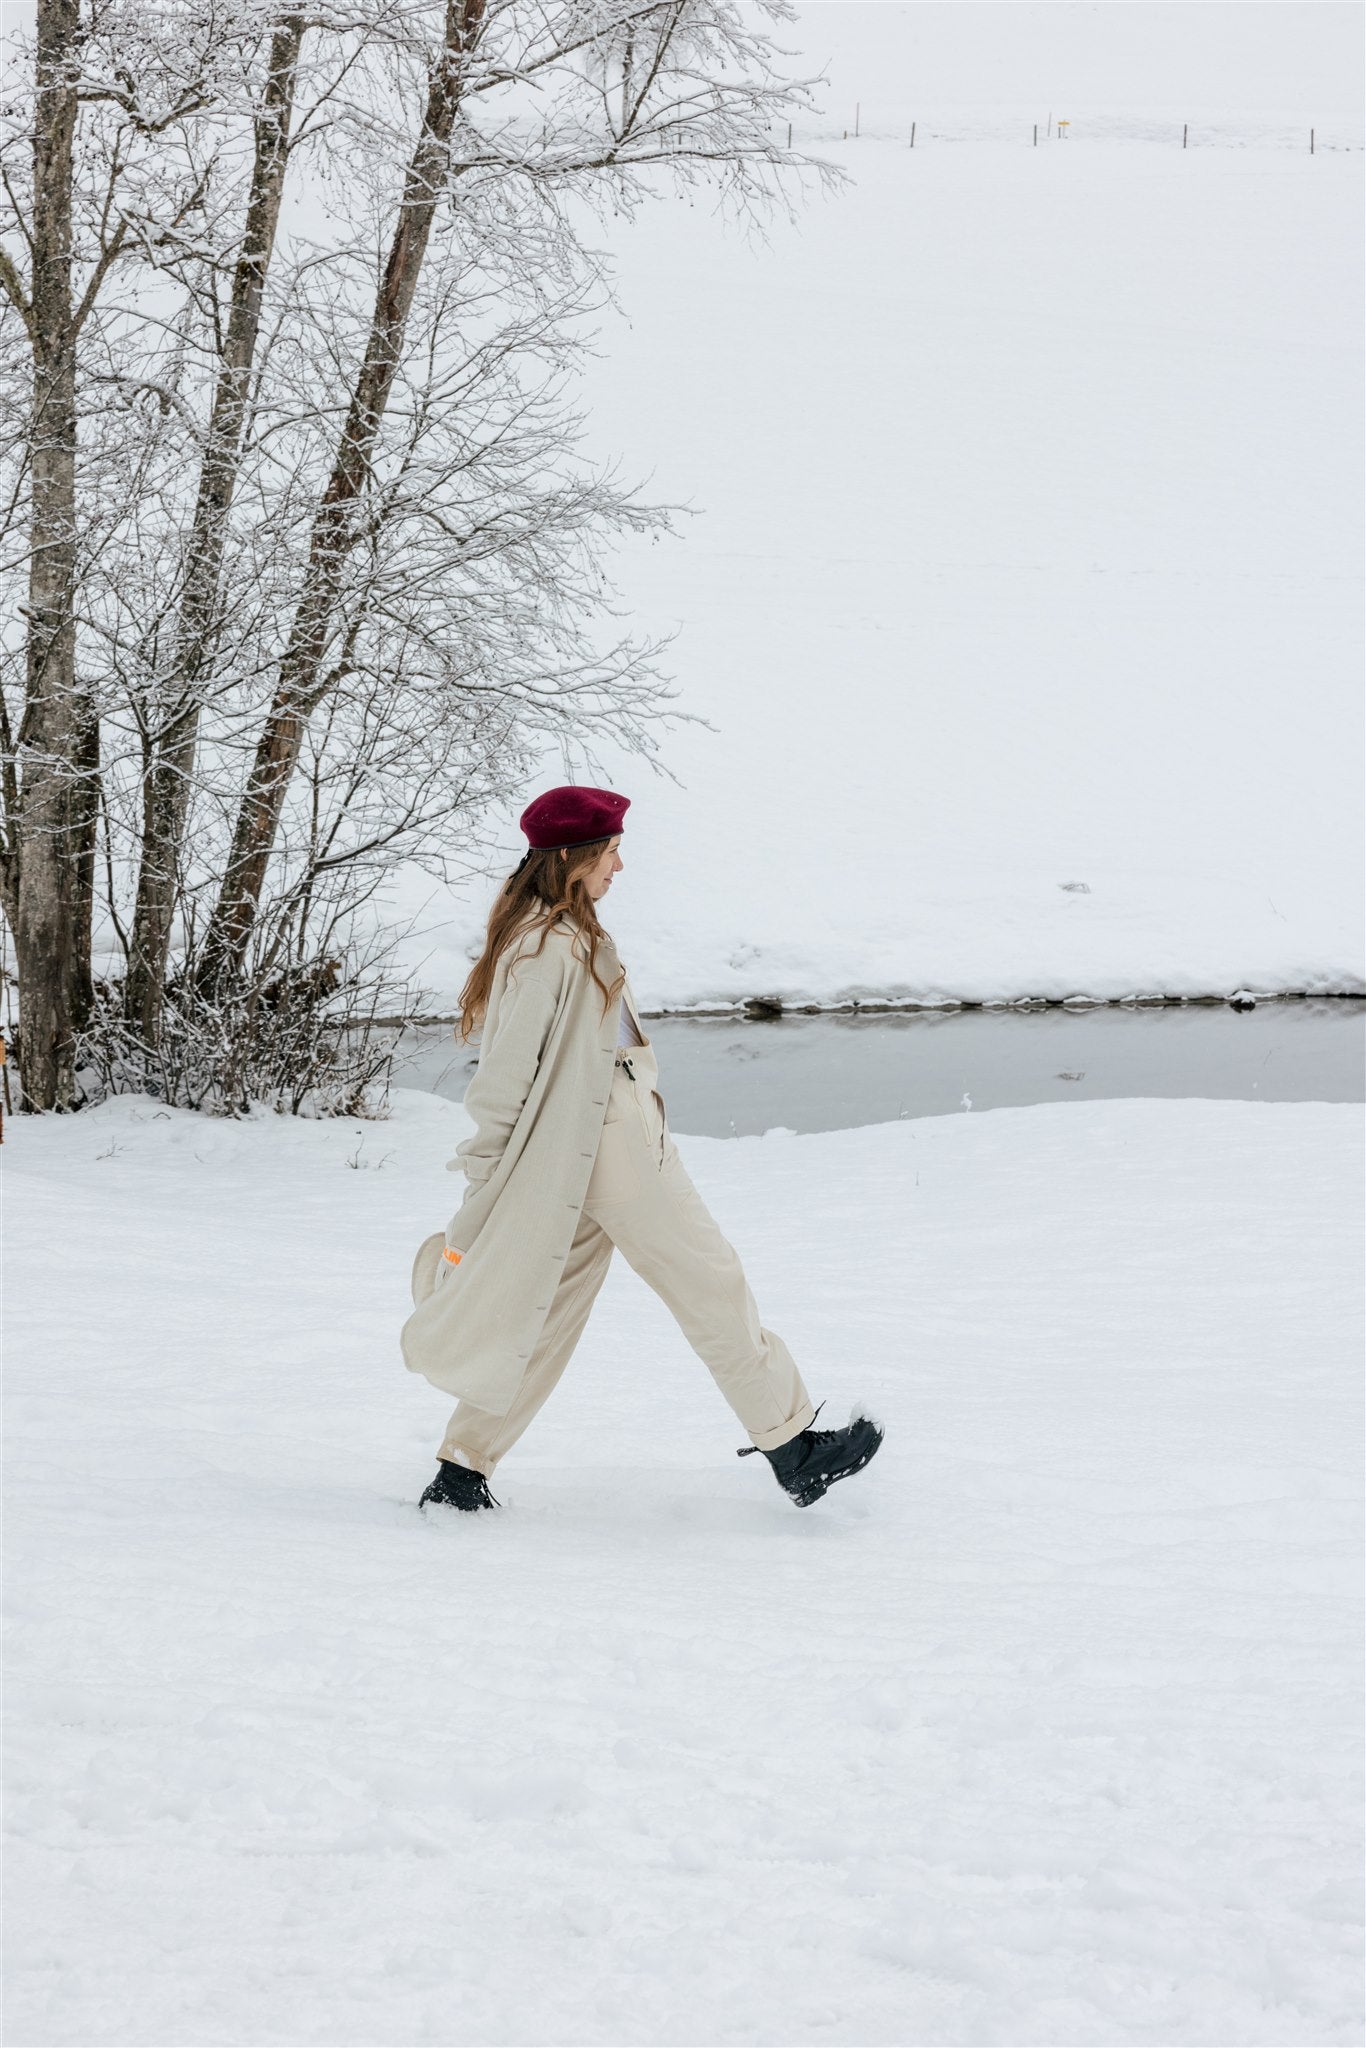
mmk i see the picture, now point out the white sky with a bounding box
[783,3,1364,117]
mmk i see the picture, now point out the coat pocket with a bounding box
[648,1089,668,1170]
[410,1231,447,1307]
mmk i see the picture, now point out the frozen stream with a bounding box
[392,997,1365,1138]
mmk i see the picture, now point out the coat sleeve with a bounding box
[454,962,560,1188]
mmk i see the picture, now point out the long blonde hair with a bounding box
[457,840,624,1042]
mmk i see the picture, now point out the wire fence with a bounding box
[784,108,1363,154]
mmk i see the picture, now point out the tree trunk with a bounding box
[11,0,84,1108]
[125,10,305,1043]
[70,694,98,1033]
[199,0,487,989]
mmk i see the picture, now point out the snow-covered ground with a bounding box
[5,1090,1362,2045]
[390,5,1365,1012]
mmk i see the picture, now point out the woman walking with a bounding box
[402,785,883,1512]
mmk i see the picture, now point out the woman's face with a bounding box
[581,836,624,901]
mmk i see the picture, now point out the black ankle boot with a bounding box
[740,1411,883,1507]
[419,1459,499,1512]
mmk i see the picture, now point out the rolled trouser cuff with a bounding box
[747,1400,816,1454]
[436,1440,494,1477]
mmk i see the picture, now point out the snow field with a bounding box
[4,1091,1362,2044]
[395,117,1364,1009]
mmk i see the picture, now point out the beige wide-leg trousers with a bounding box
[439,1043,815,1474]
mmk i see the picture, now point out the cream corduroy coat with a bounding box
[400,916,629,1415]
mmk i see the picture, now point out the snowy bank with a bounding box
[4,1091,1362,2045]
[387,79,1363,1010]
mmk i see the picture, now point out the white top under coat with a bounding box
[618,988,644,1049]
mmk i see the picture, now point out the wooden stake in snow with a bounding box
[787,122,792,149]
[1310,127,1315,154]
[1033,123,1038,146]
[910,120,916,148]
[1183,122,1188,148]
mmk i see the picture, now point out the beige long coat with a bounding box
[400,916,631,1415]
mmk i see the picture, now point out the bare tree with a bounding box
[124,7,306,1044]
[0,0,262,1104]
[197,0,493,987]
[199,0,829,987]
[2,0,89,1109]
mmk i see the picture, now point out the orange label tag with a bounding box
[442,1247,463,1266]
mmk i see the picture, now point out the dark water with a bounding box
[392,998,1365,1138]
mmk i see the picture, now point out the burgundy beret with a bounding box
[519,784,630,850]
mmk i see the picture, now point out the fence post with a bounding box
[1183,122,1188,148]
[1033,123,1038,146]
[1310,127,1315,154]
[910,120,916,148]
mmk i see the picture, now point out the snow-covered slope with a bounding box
[391,6,1364,1011]
[5,1093,1362,2045]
